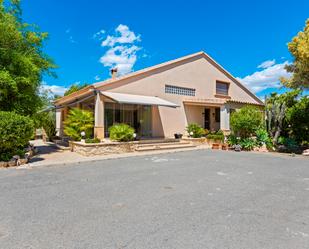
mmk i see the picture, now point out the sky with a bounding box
[21,0,309,98]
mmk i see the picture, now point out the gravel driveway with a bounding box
[0,150,308,249]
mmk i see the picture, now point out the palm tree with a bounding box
[64,108,94,141]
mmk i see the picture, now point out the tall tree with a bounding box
[281,19,309,89]
[0,0,56,116]
[64,82,89,96]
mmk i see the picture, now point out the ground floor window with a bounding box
[104,103,152,137]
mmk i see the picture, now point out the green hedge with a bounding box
[0,111,34,161]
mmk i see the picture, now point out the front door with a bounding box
[204,108,210,130]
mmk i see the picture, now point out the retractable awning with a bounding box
[100,91,179,108]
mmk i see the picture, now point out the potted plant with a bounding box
[174,133,183,139]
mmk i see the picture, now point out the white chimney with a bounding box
[110,68,118,79]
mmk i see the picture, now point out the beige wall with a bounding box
[95,55,260,137]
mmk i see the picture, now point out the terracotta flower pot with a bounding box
[221,144,228,150]
[212,143,220,150]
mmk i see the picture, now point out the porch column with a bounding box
[220,105,230,131]
[94,91,105,140]
[55,108,62,137]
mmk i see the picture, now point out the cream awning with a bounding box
[100,91,179,108]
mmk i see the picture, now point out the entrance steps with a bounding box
[135,139,196,152]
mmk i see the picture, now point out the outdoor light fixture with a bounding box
[80,131,86,143]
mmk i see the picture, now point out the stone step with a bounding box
[135,143,196,152]
[136,141,190,148]
[137,138,180,144]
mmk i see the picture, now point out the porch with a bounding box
[55,91,178,140]
[183,98,231,133]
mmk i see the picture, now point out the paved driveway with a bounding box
[0,150,308,249]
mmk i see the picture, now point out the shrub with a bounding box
[206,130,224,141]
[240,138,257,151]
[255,128,272,147]
[109,123,135,142]
[64,108,94,141]
[216,130,224,135]
[0,111,34,161]
[230,106,263,138]
[85,138,101,143]
[277,137,300,153]
[286,96,309,144]
[186,123,205,138]
[227,134,239,146]
[34,111,56,140]
[204,129,210,136]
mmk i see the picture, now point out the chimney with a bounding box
[110,68,118,79]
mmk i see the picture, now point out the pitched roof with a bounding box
[55,51,264,106]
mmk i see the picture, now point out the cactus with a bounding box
[266,100,286,145]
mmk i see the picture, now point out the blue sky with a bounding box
[22,0,309,98]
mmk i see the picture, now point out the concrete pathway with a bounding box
[27,140,209,168]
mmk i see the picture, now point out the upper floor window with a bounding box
[216,81,229,96]
[165,84,196,96]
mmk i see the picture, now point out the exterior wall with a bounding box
[95,55,259,137]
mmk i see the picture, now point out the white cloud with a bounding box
[99,24,141,75]
[65,28,70,33]
[258,59,276,69]
[100,45,140,75]
[93,29,105,40]
[94,75,100,81]
[237,61,292,93]
[41,83,68,96]
[101,24,140,47]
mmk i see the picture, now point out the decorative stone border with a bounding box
[70,141,136,156]
[0,158,29,168]
[181,137,223,146]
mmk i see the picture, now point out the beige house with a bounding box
[54,51,264,140]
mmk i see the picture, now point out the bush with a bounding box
[109,123,135,142]
[240,138,257,151]
[286,96,309,144]
[0,111,34,161]
[64,108,94,141]
[186,123,205,138]
[227,134,239,146]
[255,128,272,148]
[277,137,300,153]
[230,106,263,138]
[85,138,101,143]
[206,130,224,141]
[33,111,56,140]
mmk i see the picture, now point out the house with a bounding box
[54,51,264,140]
